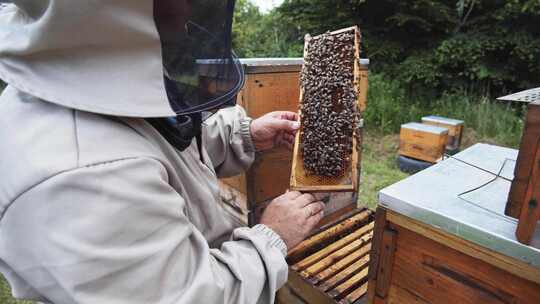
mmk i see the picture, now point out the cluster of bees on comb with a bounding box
[300,31,359,177]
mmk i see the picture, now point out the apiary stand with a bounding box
[369,144,540,303]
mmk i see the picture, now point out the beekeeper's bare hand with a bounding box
[260,191,325,250]
[250,111,299,151]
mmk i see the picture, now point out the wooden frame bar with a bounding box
[290,26,363,192]
[281,207,374,304]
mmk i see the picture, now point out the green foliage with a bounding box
[1,276,31,304]
[232,0,302,57]
[364,73,524,148]
[360,130,409,209]
[233,0,540,96]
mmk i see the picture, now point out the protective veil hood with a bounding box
[0,1,176,117]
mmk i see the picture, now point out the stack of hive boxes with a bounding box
[398,116,464,173]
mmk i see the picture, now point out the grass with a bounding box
[357,73,524,210]
[364,74,524,148]
[0,75,525,302]
[359,129,409,209]
[357,124,506,211]
[0,277,30,304]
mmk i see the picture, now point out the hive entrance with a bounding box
[290,26,362,192]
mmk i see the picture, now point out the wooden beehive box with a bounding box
[399,122,448,163]
[218,58,365,226]
[219,58,303,224]
[290,26,363,193]
[370,144,540,304]
[421,115,464,151]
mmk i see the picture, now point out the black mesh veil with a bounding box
[153,0,244,115]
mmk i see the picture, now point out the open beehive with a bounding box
[290,26,362,192]
[281,208,374,304]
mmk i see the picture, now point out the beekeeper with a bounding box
[0,1,325,303]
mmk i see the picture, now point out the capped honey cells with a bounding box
[300,31,359,177]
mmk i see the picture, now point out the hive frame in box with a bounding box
[281,208,375,304]
[290,26,362,193]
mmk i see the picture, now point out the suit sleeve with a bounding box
[0,157,288,304]
[202,105,256,177]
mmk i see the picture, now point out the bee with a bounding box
[300,31,359,177]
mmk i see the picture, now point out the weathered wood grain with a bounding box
[311,242,372,285]
[506,102,540,218]
[328,267,369,298]
[288,210,370,262]
[390,226,540,303]
[339,282,369,304]
[319,254,370,292]
[374,229,397,299]
[371,210,540,304]
[386,210,540,285]
[287,269,337,304]
[300,231,373,279]
[367,208,387,302]
[292,221,374,272]
[516,143,540,244]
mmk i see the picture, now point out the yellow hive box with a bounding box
[399,122,448,163]
[421,115,464,151]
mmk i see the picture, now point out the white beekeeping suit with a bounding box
[0,1,288,303]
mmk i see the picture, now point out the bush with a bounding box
[275,0,540,96]
[364,73,524,148]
